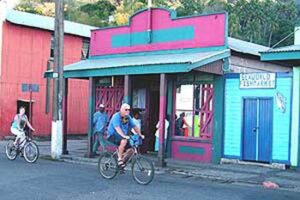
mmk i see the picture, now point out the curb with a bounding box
[38,155,300,192]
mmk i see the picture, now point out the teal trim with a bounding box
[166,79,174,158]
[261,51,300,61]
[112,26,195,48]
[63,63,188,78]
[90,46,227,59]
[88,78,96,155]
[179,146,205,155]
[212,75,224,164]
[291,68,300,166]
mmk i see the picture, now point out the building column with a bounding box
[124,75,131,104]
[86,77,95,157]
[212,75,224,164]
[291,67,300,167]
[293,26,300,167]
[63,78,68,154]
[157,73,167,167]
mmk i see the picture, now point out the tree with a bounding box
[227,0,298,47]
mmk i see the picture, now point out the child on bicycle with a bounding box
[11,107,35,147]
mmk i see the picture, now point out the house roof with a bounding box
[228,37,269,56]
[6,9,97,37]
[45,49,230,78]
[260,44,300,66]
[262,45,300,53]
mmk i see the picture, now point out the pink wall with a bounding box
[90,8,226,56]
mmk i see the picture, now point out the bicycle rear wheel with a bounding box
[23,141,39,163]
[5,140,18,160]
[132,156,154,185]
[98,152,118,179]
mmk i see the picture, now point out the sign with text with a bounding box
[22,84,39,92]
[240,73,276,89]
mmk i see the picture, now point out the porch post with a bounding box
[291,67,300,167]
[62,78,68,154]
[212,75,224,164]
[158,73,167,167]
[86,77,95,157]
[124,75,131,104]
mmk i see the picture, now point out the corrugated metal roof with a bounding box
[261,45,300,53]
[6,9,97,37]
[228,37,269,56]
[63,49,229,71]
[44,49,230,78]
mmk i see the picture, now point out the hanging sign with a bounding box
[240,73,276,89]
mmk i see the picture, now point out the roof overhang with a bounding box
[45,49,230,79]
[260,45,300,66]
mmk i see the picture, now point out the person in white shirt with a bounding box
[154,116,169,151]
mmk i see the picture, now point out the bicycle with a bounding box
[5,129,39,163]
[98,135,155,185]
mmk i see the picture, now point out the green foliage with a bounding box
[227,0,298,47]
[63,0,116,27]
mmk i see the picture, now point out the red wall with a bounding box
[0,22,88,138]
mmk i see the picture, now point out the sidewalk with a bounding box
[1,138,300,192]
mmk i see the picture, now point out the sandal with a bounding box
[118,160,126,169]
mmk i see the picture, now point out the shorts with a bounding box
[107,134,131,148]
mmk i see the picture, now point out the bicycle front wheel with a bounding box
[5,140,18,160]
[132,156,154,185]
[98,152,118,179]
[23,141,39,163]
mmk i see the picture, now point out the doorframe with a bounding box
[241,97,273,163]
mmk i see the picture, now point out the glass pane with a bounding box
[175,84,193,137]
[176,84,193,110]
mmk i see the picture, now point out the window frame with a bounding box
[173,75,214,142]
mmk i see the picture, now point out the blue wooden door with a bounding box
[243,98,272,163]
[258,99,273,162]
[243,99,258,161]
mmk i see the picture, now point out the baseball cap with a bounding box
[99,104,105,108]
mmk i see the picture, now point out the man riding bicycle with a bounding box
[107,103,144,168]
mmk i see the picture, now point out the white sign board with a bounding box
[240,73,276,89]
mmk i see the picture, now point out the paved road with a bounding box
[0,152,299,200]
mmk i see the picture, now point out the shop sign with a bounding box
[240,73,276,89]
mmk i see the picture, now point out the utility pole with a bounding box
[51,0,64,159]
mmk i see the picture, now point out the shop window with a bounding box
[175,83,214,140]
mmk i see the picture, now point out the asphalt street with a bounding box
[0,152,299,200]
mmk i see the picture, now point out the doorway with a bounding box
[242,98,273,163]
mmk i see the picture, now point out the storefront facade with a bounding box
[46,8,230,164]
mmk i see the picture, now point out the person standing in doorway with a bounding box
[154,115,169,151]
[131,110,142,134]
[92,104,108,155]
